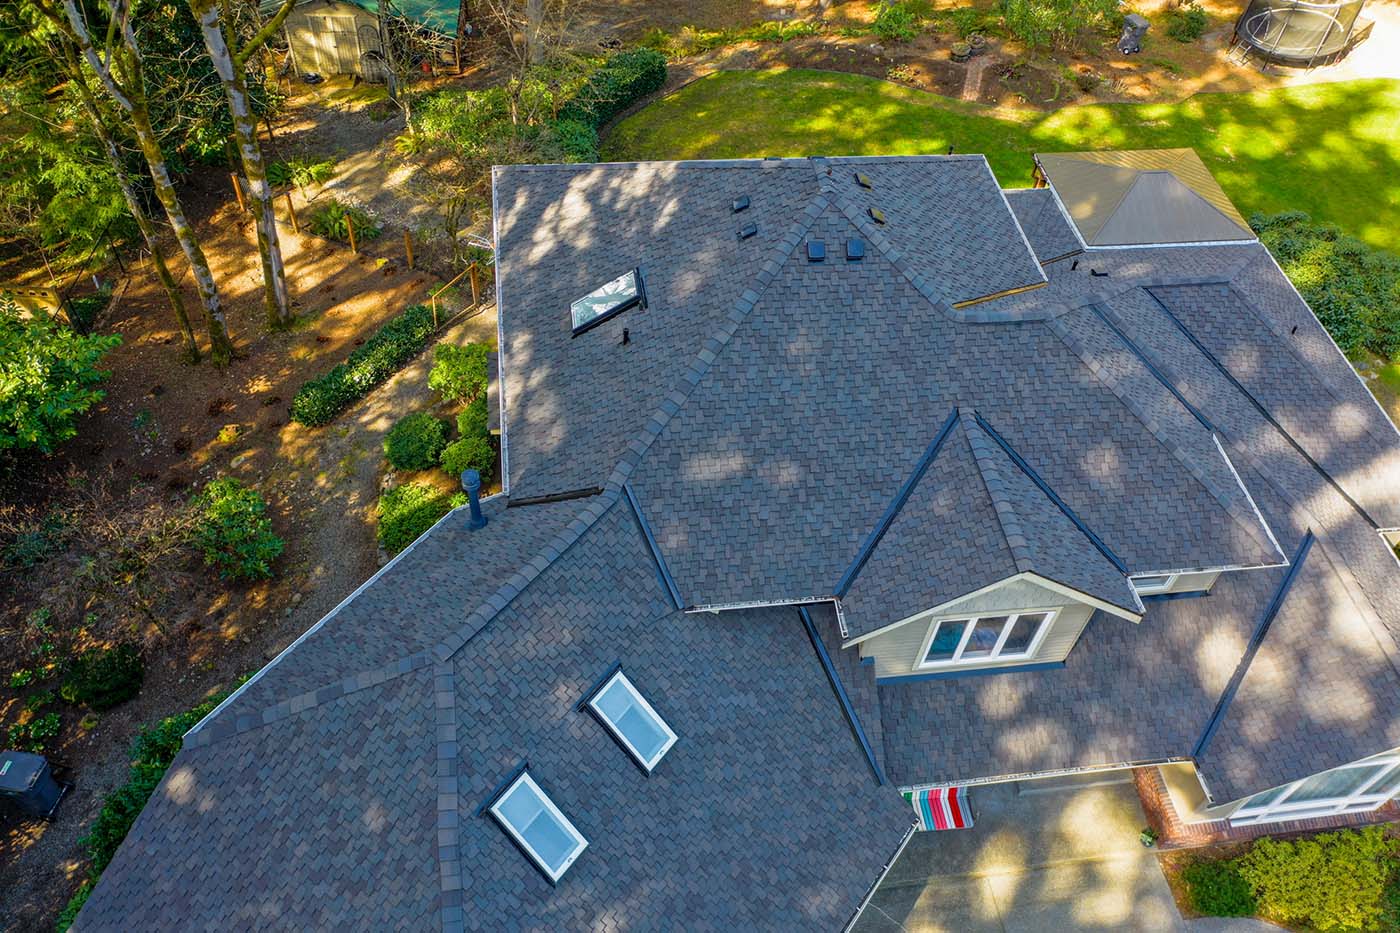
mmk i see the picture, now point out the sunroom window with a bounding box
[587,670,677,772]
[570,268,645,336]
[917,610,1055,668]
[488,771,587,882]
[1230,753,1400,826]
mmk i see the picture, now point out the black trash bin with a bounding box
[1118,13,1150,53]
[0,750,67,819]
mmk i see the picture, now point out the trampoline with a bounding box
[1232,0,1369,67]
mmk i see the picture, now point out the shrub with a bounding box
[384,412,448,471]
[551,117,600,163]
[190,477,284,581]
[457,395,489,439]
[64,290,111,333]
[6,711,61,752]
[872,1,927,42]
[1182,858,1256,917]
[428,342,490,403]
[267,156,335,189]
[998,0,1120,49]
[440,435,494,481]
[1166,2,1209,41]
[557,49,667,131]
[61,643,143,710]
[1,295,121,454]
[1239,826,1399,931]
[307,198,381,242]
[376,482,457,553]
[1252,212,1400,359]
[290,304,438,426]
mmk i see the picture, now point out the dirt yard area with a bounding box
[0,155,496,928]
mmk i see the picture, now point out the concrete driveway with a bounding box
[855,773,1184,932]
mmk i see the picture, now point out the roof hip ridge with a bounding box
[1045,298,1283,560]
[961,413,1035,574]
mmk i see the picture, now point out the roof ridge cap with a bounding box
[961,414,1034,573]
[433,490,620,661]
[600,186,831,491]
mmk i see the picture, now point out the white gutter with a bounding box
[491,166,510,498]
[843,822,918,933]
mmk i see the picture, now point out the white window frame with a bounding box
[587,670,678,772]
[915,609,1057,670]
[1230,754,1400,826]
[1131,573,1178,595]
[488,770,588,882]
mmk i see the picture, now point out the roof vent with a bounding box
[854,172,873,189]
[868,207,887,225]
[737,223,758,240]
[732,196,750,213]
[846,239,865,262]
[461,469,487,529]
[807,240,826,263]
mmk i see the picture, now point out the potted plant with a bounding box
[951,41,971,62]
[1139,827,1159,848]
[968,33,987,55]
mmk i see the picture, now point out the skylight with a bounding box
[846,239,865,262]
[570,268,645,337]
[488,770,587,883]
[807,240,826,262]
[587,669,677,772]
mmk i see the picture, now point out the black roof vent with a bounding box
[732,195,750,213]
[854,172,873,189]
[846,239,865,262]
[868,207,887,225]
[737,223,758,240]
[807,240,826,263]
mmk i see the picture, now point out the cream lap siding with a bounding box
[857,581,1097,680]
[1165,570,1219,593]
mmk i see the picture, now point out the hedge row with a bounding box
[556,48,667,133]
[1252,211,1400,360]
[290,304,437,426]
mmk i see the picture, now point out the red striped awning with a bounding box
[905,786,973,831]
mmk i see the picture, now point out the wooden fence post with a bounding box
[469,264,480,306]
[230,173,247,211]
[284,193,300,233]
[404,230,414,270]
[345,213,357,254]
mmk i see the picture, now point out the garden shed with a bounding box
[280,0,462,79]
[284,0,383,78]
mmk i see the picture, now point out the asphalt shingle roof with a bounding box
[1004,187,1083,264]
[78,152,1400,929]
[78,493,913,931]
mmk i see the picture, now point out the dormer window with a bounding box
[1131,574,1176,595]
[570,268,645,336]
[917,610,1055,669]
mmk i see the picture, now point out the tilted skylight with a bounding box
[570,268,645,336]
[587,669,677,772]
[488,770,587,882]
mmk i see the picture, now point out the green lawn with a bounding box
[604,70,1400,253]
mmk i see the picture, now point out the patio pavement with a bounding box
[854,773,1185,932]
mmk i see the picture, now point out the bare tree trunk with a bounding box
[67,59,201,361]
[525,0,543,63]
[54,0,237,364]
[128,103,237,364]
[192,0,292,329]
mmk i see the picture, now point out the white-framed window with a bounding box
[1131,574,1178,595]
[587,670,677,772]
[488,771,588,882]
[1230,753,1400,826]
[915,609,1056,669]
